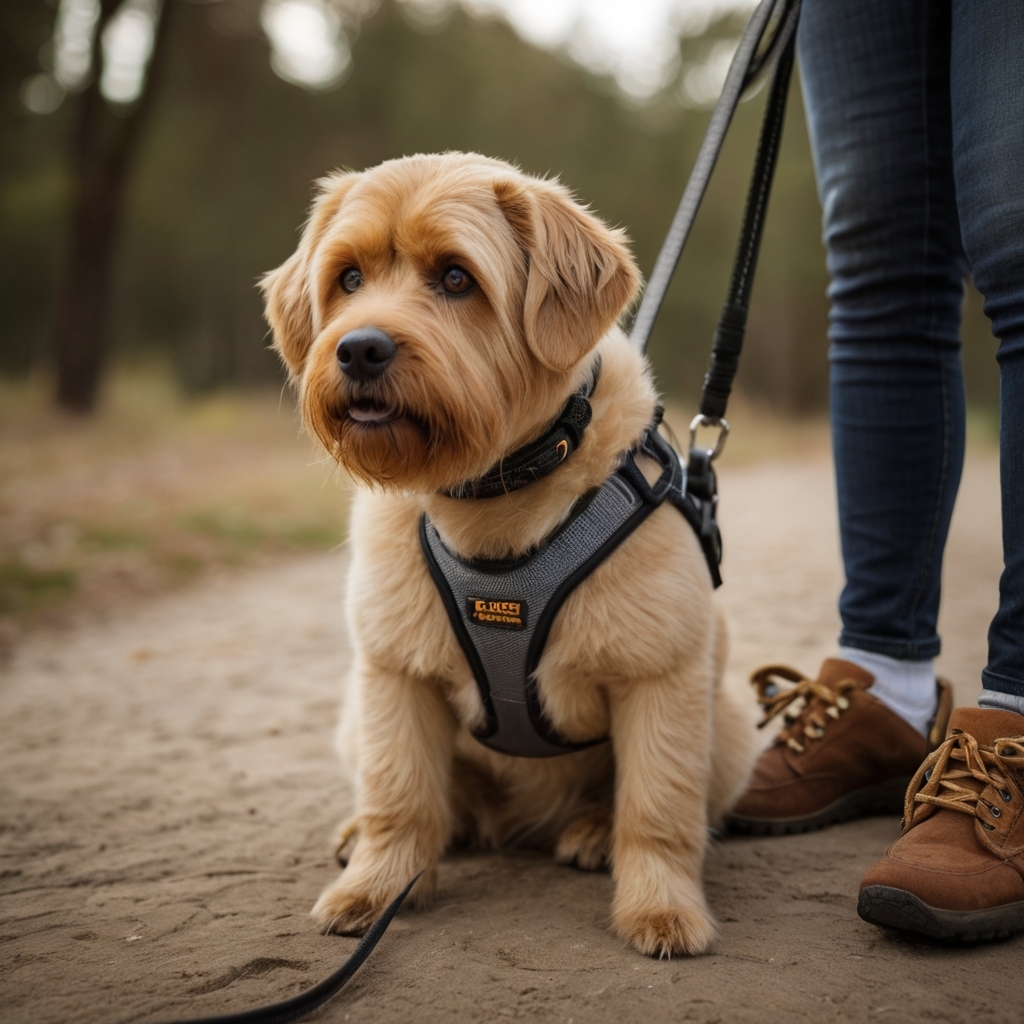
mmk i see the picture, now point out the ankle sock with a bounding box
[838,647,937,737]
[978,688,1024,719]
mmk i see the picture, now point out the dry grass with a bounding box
[0,367,347,642]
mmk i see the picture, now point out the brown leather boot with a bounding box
[724,658,954,835]
[858,706,1024,940]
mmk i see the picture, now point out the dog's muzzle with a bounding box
[337,327,397,381]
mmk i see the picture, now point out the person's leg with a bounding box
[805,0,967,708]
[857,2,1024,940]
[948,4,1024,716]
[725,0,965,834]
[981,359,1024,712]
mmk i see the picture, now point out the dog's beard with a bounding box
[301,368,502,492]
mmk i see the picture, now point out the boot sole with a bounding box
[858,885,1024,942]
[723,775,911,836]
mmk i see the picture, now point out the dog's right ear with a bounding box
[260,172,356,378]
[493,175,640,372]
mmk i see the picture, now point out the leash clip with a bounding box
[689,414,730,462]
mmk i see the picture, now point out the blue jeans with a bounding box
[798,0,1024,701]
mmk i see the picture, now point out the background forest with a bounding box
[2,0,1000,413]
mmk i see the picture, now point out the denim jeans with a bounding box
[797,0,1024,702]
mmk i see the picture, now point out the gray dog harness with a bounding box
[420,421,722,757]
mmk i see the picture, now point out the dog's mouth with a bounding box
[347,398,399,426]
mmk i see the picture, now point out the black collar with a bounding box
[443,360,601,500]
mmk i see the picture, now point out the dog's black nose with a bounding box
[336,328,397,380]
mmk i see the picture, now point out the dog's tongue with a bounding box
[349,402,394,424]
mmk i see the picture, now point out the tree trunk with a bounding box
[52,0,174,413]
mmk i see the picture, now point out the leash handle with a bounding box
[699,32,796,425]
[629,0,799,354]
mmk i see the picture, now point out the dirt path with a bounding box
[1,452,1017,1024]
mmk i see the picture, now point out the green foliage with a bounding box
[0,560,77,616]
[1,0,1000,409]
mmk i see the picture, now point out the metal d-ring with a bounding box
[689,414,730,461]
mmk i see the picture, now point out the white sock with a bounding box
[838,647,937,737]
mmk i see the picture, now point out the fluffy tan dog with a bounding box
[261,152,756,957]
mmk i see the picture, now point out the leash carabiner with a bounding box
[688,414,730,462]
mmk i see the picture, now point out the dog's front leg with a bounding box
[311,660,455,934]
[608,671,716,957]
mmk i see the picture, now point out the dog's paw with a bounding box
[613,899,717,958]
[311,877,385,936]
[332,816,359,867]
[554,809,612,871]
[311,864,434,935]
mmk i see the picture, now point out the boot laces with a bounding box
[905,731,1024,830]
[750,665,860,755]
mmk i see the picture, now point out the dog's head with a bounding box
[261,153,640,492]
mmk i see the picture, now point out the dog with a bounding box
[261,152,756,957]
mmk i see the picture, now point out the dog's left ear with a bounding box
[261,171,357,379]
[494,177,640,372]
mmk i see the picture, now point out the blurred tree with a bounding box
[0,0,66,377]
[50,0,173,412]
[1,0,1000,414]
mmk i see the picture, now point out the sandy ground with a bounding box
[2,450,1019,1024]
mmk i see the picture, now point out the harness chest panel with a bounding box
[421,472,650,757]
[420,427,715,759]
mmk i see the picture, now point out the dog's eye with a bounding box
[340,268,363,294]
[441,266,474,296]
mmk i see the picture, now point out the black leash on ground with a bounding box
[156,6,799,1023]
[157,875,420,1024]
[629,0,800,583]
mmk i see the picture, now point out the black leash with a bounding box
[631,0,800,451]
[158,874,420,1024]
[630,0,800,584]
[697,16,797,427]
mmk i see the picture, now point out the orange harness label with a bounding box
[466,597,527,631]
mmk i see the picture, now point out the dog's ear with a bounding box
[261,172,356,378]
[494,177,640,372]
